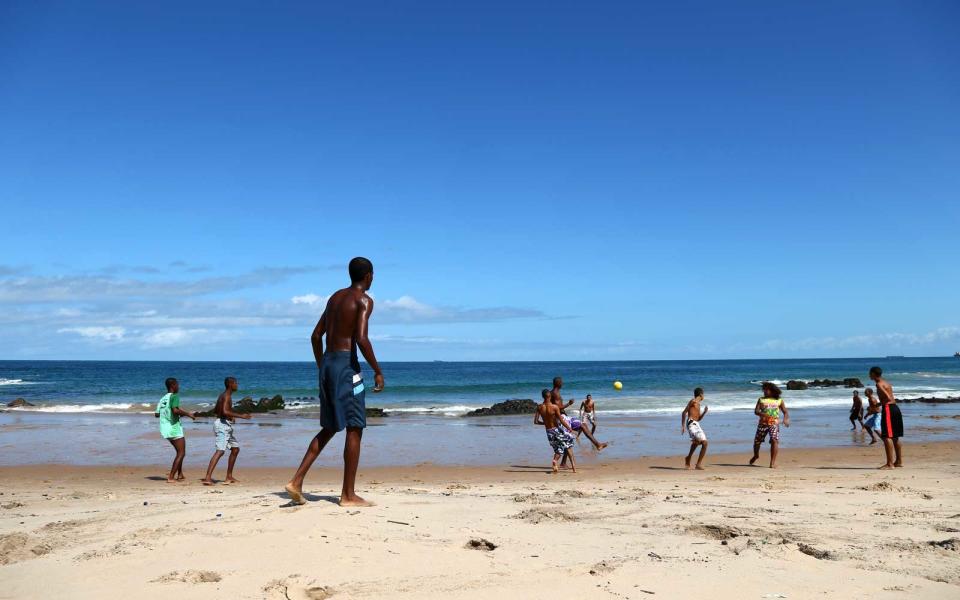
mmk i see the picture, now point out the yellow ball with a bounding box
[613,381,623,391]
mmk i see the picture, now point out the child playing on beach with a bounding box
[681,387,709,470]
[201,377,251,485]
[849,390,864,431]
[862,388,881,444]
[750,381,790,469]
[578,394,598,438]
[535,388,576,473]
[155,377,197,483]
[870,366,903,469]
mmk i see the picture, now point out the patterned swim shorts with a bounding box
[754,422,780,445]
[546,426,574,454]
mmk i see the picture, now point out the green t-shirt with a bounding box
[157,393,184,439]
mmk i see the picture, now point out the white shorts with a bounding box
[584,413,596,427]
[214,418,239,451]
[687,419,706,443]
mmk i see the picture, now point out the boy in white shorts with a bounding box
[681,387,709,470]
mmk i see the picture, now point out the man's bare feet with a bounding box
[894,463,903,468]
[284,482,307,505]
[339,495,374,507]
[769,464,778,469]
[224,477,238,484]
[201,479,215,486]
[166,478,177,484]
[176,475,186,481]
[597,443,608,451]
[869,439,877,445]
[551,460,559,474]
[695,465,705,471]
[684,457,692,469]
[878,464,894,470]
[749,456,759,466]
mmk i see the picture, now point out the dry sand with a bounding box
[1,442,958,599]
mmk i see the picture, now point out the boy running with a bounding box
[862,388,881,444]
[155,378,197,483]
[535,388,576,473]
[201,377,251,485]
[750,381,790,469]
[849,390,864,431]
[870,366,903,469]
[681,387,709,470]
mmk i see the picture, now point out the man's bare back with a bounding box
[876,378,896,405]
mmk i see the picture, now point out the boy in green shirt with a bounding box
[155,378,197,483]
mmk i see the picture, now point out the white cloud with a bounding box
[141,328,210,348]
[57,326,126,342]
[761,327,960,352]
[292,293,326,306]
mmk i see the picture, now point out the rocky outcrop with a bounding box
[5,398,34,408]
[805,378,863,388]
[899,396,960,404]
[465,399,538,417]
[195,395,285,417]
[365,407,388,418]
[786,380,808,390]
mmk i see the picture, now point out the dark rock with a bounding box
[786,380,808,390]
[464,399,538,417]
[806,378,862,388]
[195,394,285,417]
[899,396,960,404]
[6,398,34,408]
[365,407,388,418]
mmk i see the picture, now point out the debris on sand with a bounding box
[797,543,836,560]
[512,508,579,524]
[151,570,222,584]
[687,524,742,541]
[466,538,497,551]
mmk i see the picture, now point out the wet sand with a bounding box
[1,442,958,599]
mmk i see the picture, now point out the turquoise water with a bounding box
[2,358,958,466]
[2,357,958,415]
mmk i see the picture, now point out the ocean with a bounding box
[2,357,959,415]
[2,357,959,467]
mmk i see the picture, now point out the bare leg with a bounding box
[849,415,857,431]
[893,438,903,467]
[202,449,224,484]
[769,440,779,468]
[225,447,240,483]
[285,428,336,504]
[685,443,697,469]
[339,427,372,506]
[867,427,877,444]
[565,449,576,473]
[880,438,895,469]
[552,452,560,474]
[749,443,761,466]
[167,438,185,483]
[696,440,709,470]
[578,426,608,451]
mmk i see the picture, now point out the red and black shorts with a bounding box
[880,404,903,440]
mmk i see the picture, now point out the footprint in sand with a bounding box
[263,576,335,599]
[151,570,222,584]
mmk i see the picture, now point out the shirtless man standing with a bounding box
[578,394,598,438]
[535,389,576,473]
[681,387,709,470]
[284,257,385,507]
[870,366,903,469]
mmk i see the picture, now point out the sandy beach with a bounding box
[1,442,958,599]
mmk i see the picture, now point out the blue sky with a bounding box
[1,1,958,361]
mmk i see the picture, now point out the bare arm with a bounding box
[310,311,327,369]
[534,407,543,425]
[754,398,763,417]
[681,402,690,433]
[220,397,251,420]
[781,400,790,427]
[173,407,196,420]
[701,405,708,420]
[355,295,384,392]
